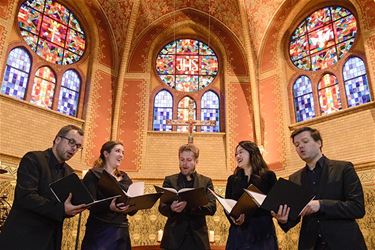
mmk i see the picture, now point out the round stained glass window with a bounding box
[289,6,357,71]
[18,0,86,65]
[156,39,219,92]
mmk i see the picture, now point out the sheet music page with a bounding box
[126,182,145,197]
[244,190,266,206]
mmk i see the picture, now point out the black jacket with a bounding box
[0,149,73,250]
[158,172,216,250]
[280,157,367,250]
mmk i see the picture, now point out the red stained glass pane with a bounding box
[306,7,331,32]
[311,47,337,71]
[175,56,199,75]
[40,16,67,47]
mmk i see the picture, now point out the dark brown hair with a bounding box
[291,126,323,149]
[93,141,124,177]
[53,124,84,144]
[234,141,269,175]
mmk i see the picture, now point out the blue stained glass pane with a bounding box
[61,70,80,91]
[345,75,372,107]
[343,57,366,80]
[295,93,315,122]
[1,67,29,99]
[201,108,220,132]
[153,90,173,131]
[202,91,219,108]
[6,48,32,72]
[153,107,173,131]
[201,91,220,132]
[57,87,79,116]
[1,48,31,99]
[343,57,372,107]
[293,76,312,97]
[154,90,173,107]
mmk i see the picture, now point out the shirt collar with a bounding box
[48,148,64,169]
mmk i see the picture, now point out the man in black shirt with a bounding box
[272,126,367,250]
[0,125,87,250]
[158,144,216,250]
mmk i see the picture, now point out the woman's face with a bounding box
[235,145,250,169]
[104,144,124,168]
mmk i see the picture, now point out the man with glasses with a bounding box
[0,125,87,250]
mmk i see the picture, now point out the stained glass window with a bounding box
[153,90,173,131]
[177,97,196,132]
[343,57,372,107]
[57,69,80,116]
[30,66,56,108]
[18,0,86,65]
[293,76,315,122]
[289,6,357,71]
[318,74,342,114]
[1,47,31,99]
[201,91,220,132]
[156,39,218,92]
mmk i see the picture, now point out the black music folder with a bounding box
[154,186,209,208]
[49,173,119,206]
[244,178,315,220]
[98,170,162,211]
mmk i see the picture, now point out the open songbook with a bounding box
[98,170,162,211]
[208,185,261,218]
[49,173,120,206]
[154,186,209,208]
[244,178,315,220]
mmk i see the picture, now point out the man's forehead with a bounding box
[66,130,83,140]
[294,131,312,140]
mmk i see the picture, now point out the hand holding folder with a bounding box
[244,178,315,220]
[98,170,162,211]
[154,186,209,208]
[209,185,260,219]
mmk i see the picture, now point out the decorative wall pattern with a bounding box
[259,76,285,170]
[132,0,243,45]
[226,82,254,171]
[117,79,147,171]
[96,0,133,56]
[83,70,114,167]
[245,0,284,55]
[86,0,115,68]
[0,0,13,20]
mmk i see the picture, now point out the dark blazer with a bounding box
[280,156,367,250]
[159,172,216,250]
[0,149,73,250]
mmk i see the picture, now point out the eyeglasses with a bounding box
[60,136,83,150]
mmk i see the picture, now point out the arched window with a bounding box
[30,66,56,108]
[201,91,220,132]
[153,90,173,131]
[293,76,315,122]
[1,47,31,99]
[343,57,372,107]
[177,97,196,132]
[152,38,221,132]
[57,69,80,116]
[318,74,342,114]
